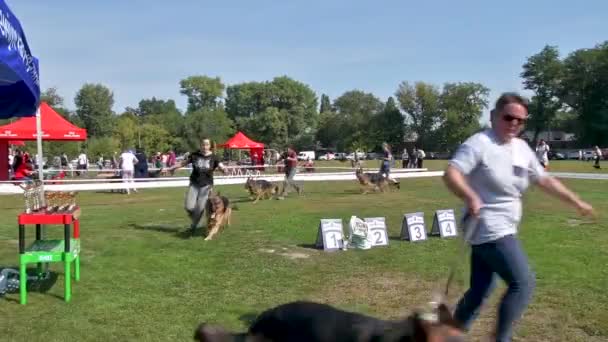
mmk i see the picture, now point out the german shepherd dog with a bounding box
[204,192,233,241]
[245,177,279,203]
[355,168,400,194]
[194,300,465,342]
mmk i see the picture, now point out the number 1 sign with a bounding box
[430,209,458,238]
[401,212,427,242]
[364,217,389,247]
[315,219,345,251]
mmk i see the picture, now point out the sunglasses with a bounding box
[502,114,527,125]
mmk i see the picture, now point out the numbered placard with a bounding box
[430,209,458,238]
[364,217,389,247]
[400,212,427,242]
[315,219,345,251]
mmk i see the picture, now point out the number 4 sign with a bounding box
[430,209,458,238]
[401,212,427,242]
[364,217,389,247]
[315,219,345,251]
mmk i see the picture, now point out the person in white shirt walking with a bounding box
[76,151,88,177]
[120,149,139,194]
[535,139,550,169]
[593,146,602,169]
[416,148,426,168]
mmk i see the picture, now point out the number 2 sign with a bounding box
[401,212,427,242]
[315,219,345,251]
[364,217,389,247]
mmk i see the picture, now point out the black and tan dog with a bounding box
[355,168,400,194]
[194,300,465,342]
[244,177,279,203]
[204,192,233,241]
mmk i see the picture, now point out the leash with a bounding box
[443,213,479,297]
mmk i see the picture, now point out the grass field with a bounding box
[1,163,607,341]
[313,159,608,174]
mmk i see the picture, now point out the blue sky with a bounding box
[10,0,608,122]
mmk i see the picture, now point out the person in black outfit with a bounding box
[134,148,148,178]
[165,138,226,237]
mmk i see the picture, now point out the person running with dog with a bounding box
[277,146,302,200]
[380,142,399,186]
[164,138,226,236]
[443,92,594,342]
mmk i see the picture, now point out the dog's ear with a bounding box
[194,323,234,342]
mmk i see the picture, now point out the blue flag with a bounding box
[0,0,40,119]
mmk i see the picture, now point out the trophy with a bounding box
[20,180,45,213]
[66,192,77,212]
[45,191,59,213]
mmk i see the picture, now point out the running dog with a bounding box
[355,168,400,194]
[204,192,232,241]
[194,300,464,342]
[244,177,279,203]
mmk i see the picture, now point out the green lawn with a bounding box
[314,159,608,174]
[0,174,607,341]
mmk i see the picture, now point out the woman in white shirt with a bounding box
[120,149,138,194]
[593,146,602,169]
[535,139,550,169]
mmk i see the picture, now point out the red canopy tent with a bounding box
[0,102,87,180]
[219,131,265,165]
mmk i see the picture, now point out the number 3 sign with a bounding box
[364,217,389,247]
[401,212,427,242]
[315,219,345,251]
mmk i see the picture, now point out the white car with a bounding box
[346,152,366,160]
[319,153,335,160]
[297,151,316,161]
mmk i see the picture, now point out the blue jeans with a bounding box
[280,168,300,196]
[454,234,535,342]
[380,160,390,177]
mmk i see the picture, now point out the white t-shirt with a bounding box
[535,143,550,163]
[449,129,547,245]
[78,153,88,166]
[120,152,138,171]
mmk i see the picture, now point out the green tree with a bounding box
[180,76,225,113]
[332,90,383,151]
[86,136,120,161]
[438,82,489,150]
[226,76,318,145]
[41,87,64,107]
[521,45,564,144]
[319,94,332,113]
[133,97,183,136]
[315,111,343,150]
[370,97,404,150]
[395,81,441,148]
[181,109,235,150]
[559,41,608,145]
[266,76,318,142]
[225,81,268,119]
[74,83,116,137]
[139,123,172,155]
[239,107,288,149]
[113,115,138,150]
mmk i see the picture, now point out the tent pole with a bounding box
[35,106,45,196]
